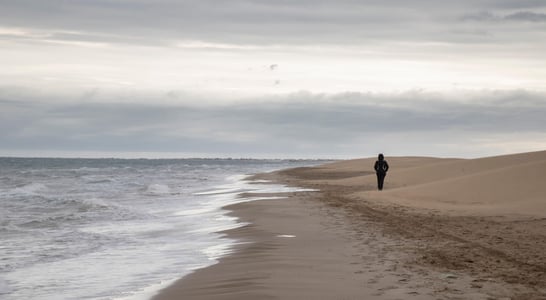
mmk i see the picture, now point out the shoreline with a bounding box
[153,152,546,299]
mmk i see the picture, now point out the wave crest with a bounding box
[145,184,171,195]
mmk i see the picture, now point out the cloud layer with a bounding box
[2,89,545,158]
[2,1,546,158]
[1,0,546,46]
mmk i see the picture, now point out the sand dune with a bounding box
[347,150,546,217]
[295,151,546,216]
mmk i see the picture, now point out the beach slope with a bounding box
[153,151,546,299]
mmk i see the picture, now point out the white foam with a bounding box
[145,183,170,195]
[81,197,111,209]
[174,207,216,216]
[202,243,235,261]
[9,182,48,196]
[193,187,251,196]
[113,278,179,300]
[248,179,272,183]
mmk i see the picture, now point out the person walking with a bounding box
[374,153,389,191]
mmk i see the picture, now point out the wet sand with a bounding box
[153,151,546,299]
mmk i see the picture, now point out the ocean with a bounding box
[0,157,323,299]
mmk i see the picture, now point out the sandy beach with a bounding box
[153,151,546,299]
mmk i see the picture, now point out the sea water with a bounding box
[0,158,323,299]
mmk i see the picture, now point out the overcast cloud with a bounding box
[1,0,546,46]
[1,0,546,158]
[2,89,545,158]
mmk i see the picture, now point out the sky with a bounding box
[1,0,546,159]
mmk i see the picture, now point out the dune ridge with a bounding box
[355,150,546,216]
[306,150,546,216]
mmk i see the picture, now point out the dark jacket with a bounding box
[374,159,389,175]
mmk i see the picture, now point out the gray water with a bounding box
[0,158,323,299]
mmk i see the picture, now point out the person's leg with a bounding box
[378,173,385,190]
